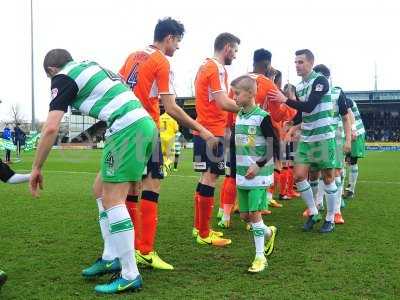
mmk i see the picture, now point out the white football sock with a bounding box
[310,180,319,199]
[349,164,359,192]
[222,204,233,222]
[251,221,268,259]
[267,191,273,204]
[324,182,338,222]
[96,198,115,261]
[335,176,343,214]
[107,204,139,280]
[7,173,30,184]
[296,180,318,215]
[264,224,272,238]
[315,179,325,208]
[341,168,346,184]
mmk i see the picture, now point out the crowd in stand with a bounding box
[361,111,400,142]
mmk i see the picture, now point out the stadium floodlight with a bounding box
[30,0,35,130]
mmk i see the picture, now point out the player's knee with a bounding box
[248,211,262,223]
[322,172,335,184]
[142,176,161,193]
[129,181,142,196]
[92,173,103,199]
[201,171,218,186]
[309,170,320,181]
[240,212,249,222]
[294,171,307,182]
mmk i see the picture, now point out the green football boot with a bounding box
[303,214,322,232]
[82,258,121,278]
[95,274,142,294]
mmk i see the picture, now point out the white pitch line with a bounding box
[18,169,97,175]
[15,169,400,185]
[358,180,400,185]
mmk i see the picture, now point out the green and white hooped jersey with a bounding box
[235,106,273,189]
[331,86,345,139]
[350,100,365,136]
[59,61,149,137]
[296,71,335,143]
[174,132,182,155]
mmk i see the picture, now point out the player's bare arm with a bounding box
[213,91,240,113]
[342,112,352,153]
[30,110,64,197]
[160,94,218,147]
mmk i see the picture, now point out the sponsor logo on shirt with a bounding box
[248,126,257,135]
[51,88,58,99]
[193,162,207,170]
[315,84,324,92]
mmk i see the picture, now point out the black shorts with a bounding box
[193,135,225,175]
[143,137,164,180]
[225,127,236,178]
[0,159,15,183]
[273,137,280,161]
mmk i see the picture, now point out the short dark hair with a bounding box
[43,49,73,72]
[295,49,314,62]
[313,64,331,78]
[214,32,240,52]
[274,69,282,83]
[253,48,272,64]
[154,17,185,42]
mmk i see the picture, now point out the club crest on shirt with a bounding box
[315,84,324,92]
[51,88,58,99]
[105,151,115,176]
[248,126,257,135]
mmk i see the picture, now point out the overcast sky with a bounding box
[0,0,398,123]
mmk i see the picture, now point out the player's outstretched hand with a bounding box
[351,130,357,141]
[200,129,219,150]
[30,168,43,197]
[245,164,260,179]
[206,136,219,150]
[343,140,351,153]
[267,89,287,103]
[286,126,299,142]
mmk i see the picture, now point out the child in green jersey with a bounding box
[231,75,278,273]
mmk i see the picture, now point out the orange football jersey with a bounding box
[194,58,228,137]
[249,73,296,125]
[119,45,175,126]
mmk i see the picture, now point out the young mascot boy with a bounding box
[231,75,277,273]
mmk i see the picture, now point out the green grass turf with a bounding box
[0,149,399,299]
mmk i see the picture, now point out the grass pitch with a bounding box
[0,149,399,299]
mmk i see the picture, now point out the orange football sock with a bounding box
[126,195,141,250]
[140,192,159,255]
[194,183,202,229]
[223,177,236,219]
[287,167,295,194]
[219,177,228,209]
[198,184,215,238]
[280,168,288,196]
[273,169,280,194]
